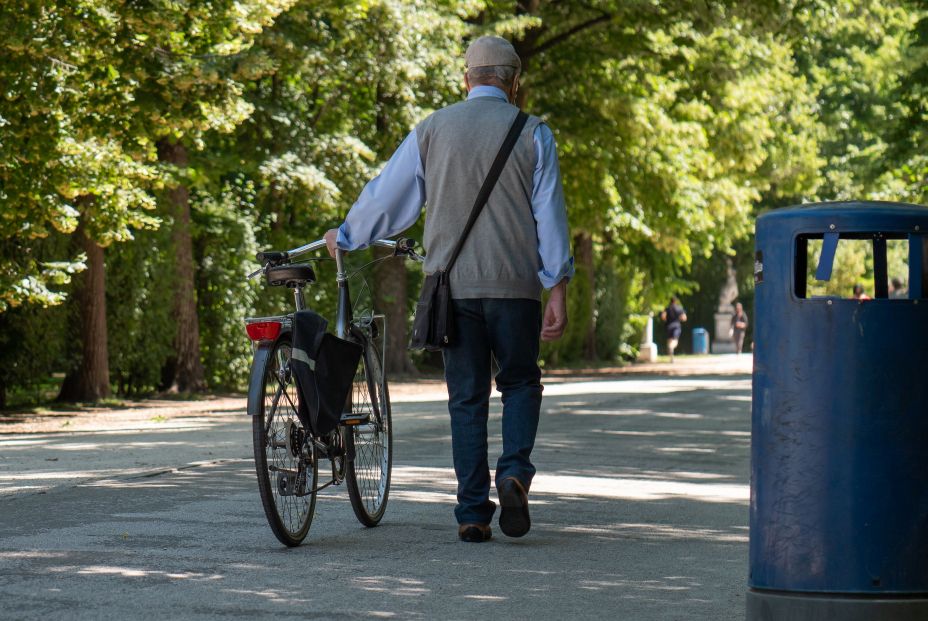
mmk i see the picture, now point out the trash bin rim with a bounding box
[758,200,928,223]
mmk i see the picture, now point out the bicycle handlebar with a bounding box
[285,238,414,261]
[248,237,423,280]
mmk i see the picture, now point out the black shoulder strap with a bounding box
[444,110,529,272]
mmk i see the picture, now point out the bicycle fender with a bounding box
[246,332,290,416]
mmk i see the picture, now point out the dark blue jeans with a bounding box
[442,298,543,525]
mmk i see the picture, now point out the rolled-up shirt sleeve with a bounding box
[532,123,574,289]
[337,129,426,250]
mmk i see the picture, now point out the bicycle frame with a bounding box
[244,238,402,419]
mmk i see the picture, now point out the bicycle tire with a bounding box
[345,341,393,526]
[251,334,318,546]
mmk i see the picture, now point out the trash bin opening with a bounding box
[794,232,926,300]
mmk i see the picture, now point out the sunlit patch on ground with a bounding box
[389,465,748,504]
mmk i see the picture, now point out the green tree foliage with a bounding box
[890,2,928,202]
[792,1,916,201]
[676,1,918,351]
[478,0,822,359]
[201,0,468,379]
[1,0,296,398]
[0,2,160,310]
[219,0,464,241]
[3,0,928,404]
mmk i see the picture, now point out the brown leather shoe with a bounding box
[458,523,492,543]
[498,476,531,537]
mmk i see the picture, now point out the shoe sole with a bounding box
[498,481,530,538]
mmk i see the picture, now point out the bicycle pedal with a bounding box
[339,412,370,426]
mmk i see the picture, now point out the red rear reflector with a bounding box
[246,321,282,342]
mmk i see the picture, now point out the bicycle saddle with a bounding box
[266,264,316,287]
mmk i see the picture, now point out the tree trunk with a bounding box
[157,139,206,393]
[373,247,417,376]
[58,219,111,402]
[575,231,597,360]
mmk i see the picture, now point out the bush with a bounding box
[192,182,261,391]
[106,226,175,396]
[0,302,68,407]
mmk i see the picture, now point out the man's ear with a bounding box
[464,72,471,93]
[510,75,520,104]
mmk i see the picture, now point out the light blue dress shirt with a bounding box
[337,85,574,289]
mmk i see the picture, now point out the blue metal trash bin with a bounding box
[692,327,709,354]
[748,201,928,620]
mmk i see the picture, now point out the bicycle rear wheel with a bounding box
[251,335,317,546]
[345,342,392,526]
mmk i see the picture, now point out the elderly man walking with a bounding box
[325,36,573,542]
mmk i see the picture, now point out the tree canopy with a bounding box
[1,0,925,404]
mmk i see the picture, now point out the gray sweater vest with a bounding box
[416,96,543,300]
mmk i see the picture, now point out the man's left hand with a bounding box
[324,229,339,258]
[542,279,569,341]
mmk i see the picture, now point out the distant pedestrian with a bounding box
[660,297,687,363]
[890,277,907,299]
[731,302,749,355]
[852,283,871,301]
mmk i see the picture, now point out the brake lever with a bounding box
[247,265,265,280]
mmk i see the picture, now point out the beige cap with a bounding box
[465,36,521,71]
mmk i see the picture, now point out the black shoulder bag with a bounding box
[410,110,529,351]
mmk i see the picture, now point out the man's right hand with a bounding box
[324,228,339,258]
[542,279,568,341]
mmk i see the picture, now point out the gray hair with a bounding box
[466,65,519,90]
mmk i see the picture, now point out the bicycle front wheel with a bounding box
[251,335,317,546]
[345,342,392,526]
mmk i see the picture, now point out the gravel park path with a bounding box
[0,355,753,620]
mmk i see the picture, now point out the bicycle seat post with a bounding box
[293,283,306,311]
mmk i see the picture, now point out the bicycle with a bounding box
[244,237,423,546]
